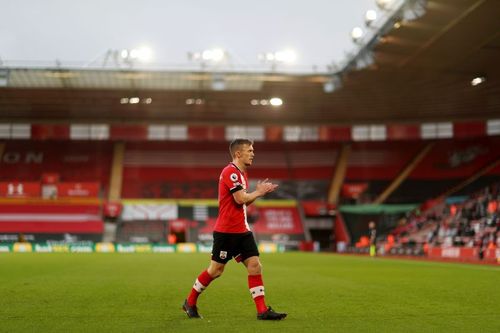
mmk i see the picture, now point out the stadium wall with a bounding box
[1,120,499,142]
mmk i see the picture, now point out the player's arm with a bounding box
[233,179,278,206]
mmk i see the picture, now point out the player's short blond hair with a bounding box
[229,138,253,158]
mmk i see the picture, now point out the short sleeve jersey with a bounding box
[214,163,250,233]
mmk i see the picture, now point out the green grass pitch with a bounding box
[1,252,499,332]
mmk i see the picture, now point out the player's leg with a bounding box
[183,260,224,318]
[186,260,225,305]
[243,256,267,312]
[240,232,286,320]
[183,232,231,318]
[243,256,286,320]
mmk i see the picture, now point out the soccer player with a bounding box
[369,221,377,257]
[183,138,287,320]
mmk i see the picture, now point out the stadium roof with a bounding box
[0,0,499,126]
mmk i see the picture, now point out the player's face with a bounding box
[239,144,255,166]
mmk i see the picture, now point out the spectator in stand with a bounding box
[390,183,500,259]
[478,232,491,260]
[167,233,177,245]
[487,236,496,250]
[384,234,395,253]
[450,204,458,217]
[429,223,440,245]
[487,199,498,215]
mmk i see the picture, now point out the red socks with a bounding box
[187,270,214,306]
[187,271,267,314]
[248,274,267,313]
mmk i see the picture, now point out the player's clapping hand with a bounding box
[256,178,279,194]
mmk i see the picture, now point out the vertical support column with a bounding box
[108,142,125,201]
[328,144,351,205]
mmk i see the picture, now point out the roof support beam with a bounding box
[374,142,434,204]
[399,0,488,67]
[439,156,500,198]
[108,142,125,201]
[328,144,351,205]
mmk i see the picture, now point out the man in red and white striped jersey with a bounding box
[183,138,287,320]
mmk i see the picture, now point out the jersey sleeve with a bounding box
[222,168,244,194]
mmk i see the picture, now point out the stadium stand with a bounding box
[0,140,111,242]
[1,133,499,259]
[121,141,337,200]
[344,141,426,203]
[381,183,500,262]
[388,137,500,203]
[0,200,103,242]
[121,141,226,199]
[0,140,113,195]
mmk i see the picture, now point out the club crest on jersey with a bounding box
[219,251,227,259]
[230,173,238,182]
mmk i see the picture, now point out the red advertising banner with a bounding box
[103,201,123,218]
[252,207,303,234]
[428,246,480,260]
[110,125,148,141]
[31,124,70,140]
[57,182,100,198]
[301,201,335,216]
[169,219,188,233]
[341,183,368,199]
[484,248,500,262]
[198,210,306,236]
[0,182,41,198]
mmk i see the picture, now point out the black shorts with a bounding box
[211,231,260,264]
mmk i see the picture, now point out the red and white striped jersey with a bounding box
[213,163,250,233]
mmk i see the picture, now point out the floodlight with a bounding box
[269,97,283,106]
[365,10,378,26]
[376,0,394,11]
[351,27,365,43]
[202,48,226,62]
[274,50,297,64]
[471,77,486,86]
[135,47,152,61]
[258,49,297,68]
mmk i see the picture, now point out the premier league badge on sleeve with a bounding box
[219,251,227,260]
[230,173,238,182]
